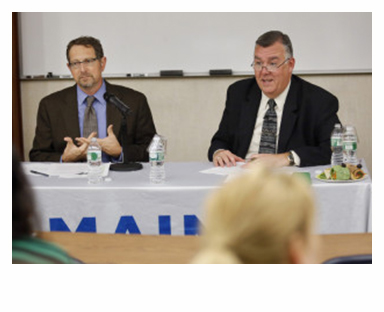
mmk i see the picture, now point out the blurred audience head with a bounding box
[192,164,316,264]
[13,147,36,239]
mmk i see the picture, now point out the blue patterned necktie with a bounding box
[83,96,98,138]
[258,99,277,154]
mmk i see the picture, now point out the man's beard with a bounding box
[78,75,95,89]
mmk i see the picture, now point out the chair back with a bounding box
[323,254,372,264]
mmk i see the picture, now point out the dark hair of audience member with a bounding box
[13,148,36,239]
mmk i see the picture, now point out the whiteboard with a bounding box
[19,12,372,77]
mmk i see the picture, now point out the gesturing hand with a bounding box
[62,132,97,162]
[97,124,122,158]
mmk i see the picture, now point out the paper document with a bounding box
[23,162,110,178]
[200,162,245,176]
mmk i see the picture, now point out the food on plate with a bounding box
[323,168,331,179]
[317,163,366,181]
[330,165,350,180]
[346,164,366,180]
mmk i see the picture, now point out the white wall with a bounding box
[19,12,372,76]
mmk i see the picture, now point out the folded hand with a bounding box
[243,153,290,168]
[62,132,97,162]
[213,150,245,167]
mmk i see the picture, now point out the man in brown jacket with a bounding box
[30,36,156,163]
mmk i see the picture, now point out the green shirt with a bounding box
[12,236,80,264]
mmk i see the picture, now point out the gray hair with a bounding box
[255,30,293,59]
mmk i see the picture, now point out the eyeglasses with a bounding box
[68,57,99,69]
[251,58,291,72]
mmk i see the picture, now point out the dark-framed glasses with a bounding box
[68,57,99,69]
[251,58,291,72]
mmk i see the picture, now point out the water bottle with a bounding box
[148,135,166,184]
[342,125,358,165]
[330,123,343,166]
[87,137,102,184]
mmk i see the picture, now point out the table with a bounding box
[36,231,372,264]
[26,162,372,235]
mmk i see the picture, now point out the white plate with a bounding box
[315,174,367,183]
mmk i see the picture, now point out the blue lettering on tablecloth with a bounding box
[50,217,96,232]
[115,216,141,234]
[159,215,171,235]
[49,215,201,235]
[184,215,202,235]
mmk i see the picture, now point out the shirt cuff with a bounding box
[111,151,124,163]
[291,150,301,167]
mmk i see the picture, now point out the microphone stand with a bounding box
[110,110,143,172]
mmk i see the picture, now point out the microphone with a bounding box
[104,92,131,115]
[103,92,142,172]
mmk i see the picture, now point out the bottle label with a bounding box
[150,151,164,161]
[331,138,342,147]
[88,151,101,161]
[343,141,357,151]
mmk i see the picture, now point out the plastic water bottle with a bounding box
[330,123,343,166]
[148,135,166,184]
[342,125,358,165]
[87,137,102,184]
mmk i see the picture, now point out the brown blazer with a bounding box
[29,81,156,162]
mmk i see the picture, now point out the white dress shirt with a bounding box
[245,81,301,166]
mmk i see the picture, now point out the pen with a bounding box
[30,170,49,177]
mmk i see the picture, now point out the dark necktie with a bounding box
[83,96,98,138]
[258,99,277,154]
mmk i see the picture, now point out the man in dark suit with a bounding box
[30,36,156,162]
[208,31,340,167]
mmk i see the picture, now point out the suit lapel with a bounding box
[278,78,299,153]
[62,85,81,139]
[238,82,261,157]
[105,82,122,137]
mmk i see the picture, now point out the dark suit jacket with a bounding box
[29,81,156,162]
[208,75,340,167]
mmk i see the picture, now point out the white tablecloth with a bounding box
[25,162,372,235]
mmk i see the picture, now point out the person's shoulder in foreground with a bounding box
[13,147,81,264]
[13,236,80,264]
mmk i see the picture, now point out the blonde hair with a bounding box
[193,165,315,264]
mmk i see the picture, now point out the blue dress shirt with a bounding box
[77,81,107,140]
[77,80,122,163]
